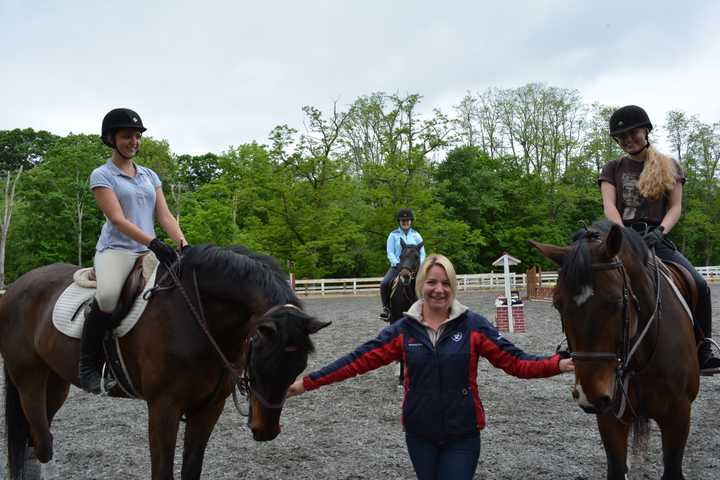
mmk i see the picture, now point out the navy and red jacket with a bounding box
[303,306,561,443]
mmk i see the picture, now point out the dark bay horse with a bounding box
[388,240,424,324]
[1,244,330,480]
[531,221,699,480]
[387,240,423,384]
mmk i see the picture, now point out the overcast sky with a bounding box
[2,0,718,155]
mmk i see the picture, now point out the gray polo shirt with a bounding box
[90,159,162,252]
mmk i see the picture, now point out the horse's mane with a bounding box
[181,244,301,308]
[560,220,649,296]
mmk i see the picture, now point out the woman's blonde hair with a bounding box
[415,254,458,299]
[638,145,678,200]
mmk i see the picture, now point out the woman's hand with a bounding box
[559,358,575,373]
[287,379,306,397]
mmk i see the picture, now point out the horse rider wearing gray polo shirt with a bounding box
[79,108,188,394]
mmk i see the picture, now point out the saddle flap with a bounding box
[662,260,698,312]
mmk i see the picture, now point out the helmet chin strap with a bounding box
[628,135,651,156]
[109,133,138,161]
[114,148,137,161]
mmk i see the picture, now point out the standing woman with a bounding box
[288,254,573,480]
[79,108,188,394]
[599,105,720,375]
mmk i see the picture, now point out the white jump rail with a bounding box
[293,266,720,297]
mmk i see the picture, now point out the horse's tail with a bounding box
[630,415,650,458]
[5,365,30,479]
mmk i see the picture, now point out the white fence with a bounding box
[294,272,529,297]
[293,266,720,297]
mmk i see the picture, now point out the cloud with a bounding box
[1,0,718,155]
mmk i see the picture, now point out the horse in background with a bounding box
[531,221,698,480]
[1,244,330,480]
[387,240,423,384]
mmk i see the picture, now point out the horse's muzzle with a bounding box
[251,426,281,441]
[572,383,613,415]
[248,396,282,441]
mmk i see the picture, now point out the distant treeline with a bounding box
[1,83,718,282]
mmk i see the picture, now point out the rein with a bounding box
[569,249,663,421]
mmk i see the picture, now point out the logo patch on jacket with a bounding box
[452,332,463,342]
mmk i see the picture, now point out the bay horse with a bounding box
[387,240,423,384]
[530,221,699,480]
[1,244,330,480]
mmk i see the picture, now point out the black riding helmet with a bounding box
[101,108,147,148]
[608,105,653,137]
[397,208,414,221]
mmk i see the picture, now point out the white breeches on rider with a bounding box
[94,249,147,313]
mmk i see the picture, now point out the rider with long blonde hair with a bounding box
[599,105,720,375]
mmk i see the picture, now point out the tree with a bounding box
[0,167,22,288]
[0,128,59,171]
[8,134,106,275]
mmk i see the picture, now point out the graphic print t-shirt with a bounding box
[598,157,685,225]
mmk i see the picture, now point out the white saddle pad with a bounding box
[52,265,159,339]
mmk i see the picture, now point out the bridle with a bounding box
[567,247,663,421]
[148,260,289,419]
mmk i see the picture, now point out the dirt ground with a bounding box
[2,288,720,479]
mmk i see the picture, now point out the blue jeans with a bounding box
[405,432,481,480]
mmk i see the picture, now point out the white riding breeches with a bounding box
[94,249,147,313]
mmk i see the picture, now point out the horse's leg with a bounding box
[148,398,182,480]
[180,399,226,480]
[11,366,55,464]
[45,371,70,426]
[657,403,691,480]
[597,415,631,480]
[37,372,70,479]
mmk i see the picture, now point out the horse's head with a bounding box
[398,240,423,286]
[530,221,648,415]
[247,304,330,441]
[177,244,331,440]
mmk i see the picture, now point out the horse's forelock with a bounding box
[257,307,317,365]
[560,233,594,296]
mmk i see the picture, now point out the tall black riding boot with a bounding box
[694,286,720,376]
[79,301,113,393]
[379,283,391,321]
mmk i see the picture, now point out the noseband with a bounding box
[568,250,662,421]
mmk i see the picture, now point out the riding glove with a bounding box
[148,238,178,266]
[643,227,665,249]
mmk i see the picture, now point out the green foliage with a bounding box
[1,88,719,284]
[7,134,106,278]
[0,128,60,171]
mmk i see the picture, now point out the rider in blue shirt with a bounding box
[379,208,426,320]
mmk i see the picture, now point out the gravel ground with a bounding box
[2,288,720,479]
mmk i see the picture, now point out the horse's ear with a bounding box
[305,317,331,334]
[257,321,277,339]
[528,240,568,266]
[417,241,424,250]
[400,238,406,249]
[605,224,623,258]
